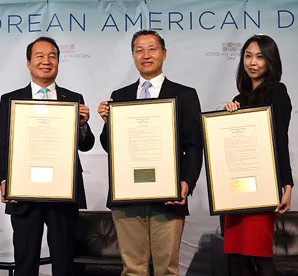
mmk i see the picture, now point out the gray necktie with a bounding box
[139,81,152,99]
[39,87,49,99]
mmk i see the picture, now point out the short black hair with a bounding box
[131,29,165,52]
[26,36,60,61]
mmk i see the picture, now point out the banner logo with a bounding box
[206,42,241,61]
[59,44,90,63]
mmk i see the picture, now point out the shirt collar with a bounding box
[139,73,165,89]
[31,81,56,96]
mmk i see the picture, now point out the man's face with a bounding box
[132,34,166,80]
[27,41,59,87]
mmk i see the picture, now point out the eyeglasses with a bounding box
[133,46,163,56]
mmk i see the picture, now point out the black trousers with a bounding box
[11,202,78,276]
[229,254,277,276]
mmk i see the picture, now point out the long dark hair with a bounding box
[236,35,282,105]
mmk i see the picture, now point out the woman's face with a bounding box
[243,41,268,87]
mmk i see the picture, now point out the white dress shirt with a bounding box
[137,73,165,99]
[31,81,57,99]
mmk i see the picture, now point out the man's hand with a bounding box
[1,181,17,204]
[165,181,189,206]
[98,99,112,123]
[79,104,90,127]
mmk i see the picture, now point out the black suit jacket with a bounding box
[0,84,95,215]
[100,78,203,216]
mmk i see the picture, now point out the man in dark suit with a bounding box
[0,37,95,276]
[98,29,203,276]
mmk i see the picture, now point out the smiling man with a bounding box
[0,37,95,276]
[98,29,203,276]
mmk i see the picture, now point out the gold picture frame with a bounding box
[201,106,281,215]
[6,99,79,202]
[108,98,181,204]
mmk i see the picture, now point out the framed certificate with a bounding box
[201,106,281,215]
[108,98,180,204]
[6,99,79,202]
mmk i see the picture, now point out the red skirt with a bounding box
[223,212,276,257]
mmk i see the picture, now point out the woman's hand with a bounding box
[275,184,292,214]
[224,101,240,111]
